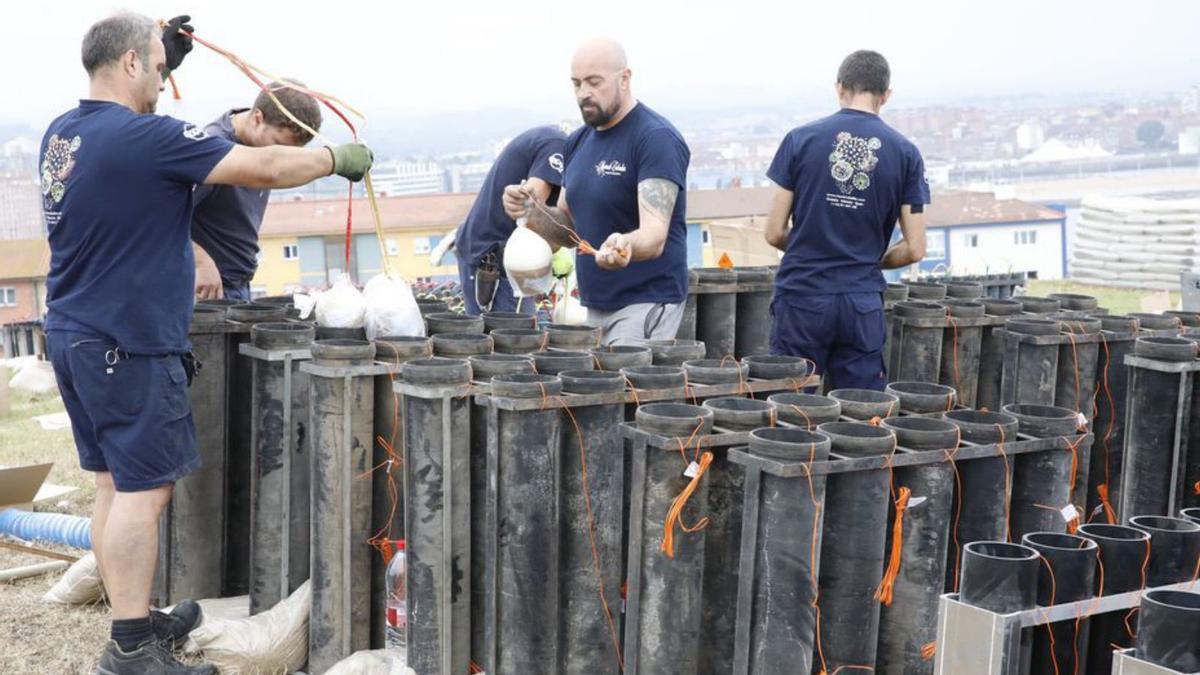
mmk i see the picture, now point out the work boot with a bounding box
[96,639,216,674]
[151,599,203,645]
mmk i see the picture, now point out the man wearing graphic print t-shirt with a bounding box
[765,50,930,391]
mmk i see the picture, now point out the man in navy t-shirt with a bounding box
[41,14,372,673]
[502,38,690,345]
[454,125,565,315]
[192,83,323,301]
[765,50,929,391]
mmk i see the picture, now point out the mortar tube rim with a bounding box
[963,540,1040,561]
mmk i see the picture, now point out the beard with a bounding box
[579,98,619,128]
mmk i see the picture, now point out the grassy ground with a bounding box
[0,387,108,674]
[1026,279,1182,315]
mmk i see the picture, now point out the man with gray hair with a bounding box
[41,13,372,674]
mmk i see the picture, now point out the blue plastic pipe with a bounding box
[0,509,92,550]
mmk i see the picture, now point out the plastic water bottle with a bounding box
[386,539,407,653]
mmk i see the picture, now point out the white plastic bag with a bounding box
[363,273,425,340]
[8,360,58,397]
[182,580,310,675]
[504,225,554,297]
[325,649,414,675]
[306,273,367,328]
[43,552,105,605]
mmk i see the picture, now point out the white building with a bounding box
[890,190,1067,281]
[368,161,446,197]
[1016,120,1045,152]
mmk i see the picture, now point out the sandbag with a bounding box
[183,580,310,675]
[8,360,58,396]
[363,273,424,340]
[324,649,414,675]
[43,552,105,605]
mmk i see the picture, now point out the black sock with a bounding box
[111,617,153,651]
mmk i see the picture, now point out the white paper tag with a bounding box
[1061,504,1080,522]
[907,496,927,508]
[1076,412,1088,429]
[684,461,700,478]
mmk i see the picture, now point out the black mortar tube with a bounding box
[676,269,699,340]
[484,374,565,675]
[976,298,1024,411]
[939,299,985,408]
[889,301,946,384]
[466,355,534,667]
[1022,532,1098,675]
[1086,318,1138,528]
[369,335,432,645]
[813,422,896,673]
[734,267,774,359]
[401,357,473,675]
[1078,523,1152,673]
[698,397,776,675]
[625,403,714,675]
[557,371,626,675]
[734,428,831,675]
[695,268,738,359]
[1120,337,1194,521]
[1136,589,1200,672]
[307,340,378,672]
[1001,317,1061,406]
[154,306,231,606]
[942,409,1020,592]
[1002,403,1079,540]
[959,541,1040,613]
[1129,515,1200,587]
[876,416,959,675]
[247,323,314,616]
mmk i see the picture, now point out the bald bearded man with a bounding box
[503,38,691,346]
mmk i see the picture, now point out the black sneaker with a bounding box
[95,639,216,674]
[152,599,203,645]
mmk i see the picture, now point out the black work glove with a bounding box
[162,15,195,74]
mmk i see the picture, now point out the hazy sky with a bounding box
[2,0,1197,136]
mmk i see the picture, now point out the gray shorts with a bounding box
[586,302,685,346]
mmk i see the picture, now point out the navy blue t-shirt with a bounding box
[455,125,566,265]
[767,108,929,296]
[191,109,270,287]
[563,103,690,310]
[41,100,234,353]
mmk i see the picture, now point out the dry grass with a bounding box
[0,389,108,674]
[1026,279,1182,316]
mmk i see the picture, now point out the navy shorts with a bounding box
[770,292,887,392]
[46,330,199,492]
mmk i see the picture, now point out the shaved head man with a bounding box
[572,37,629,128]
[503,38,691,345]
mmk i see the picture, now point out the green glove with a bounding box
[328,143,374,181]
[552,247,575,278]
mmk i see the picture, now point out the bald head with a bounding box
[572,37,628,72]
[571,38,634,129]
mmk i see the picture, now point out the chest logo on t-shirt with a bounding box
[40,134,81,207]
[829,132,881,194]
[594,160,627,177]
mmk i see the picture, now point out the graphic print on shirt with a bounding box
[594,160,627,177]
[827,131,881,208]
[549,153,564,173]
[41,134,82,210]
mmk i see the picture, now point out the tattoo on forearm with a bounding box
[638,178,678,222]
[527,205,576,249]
